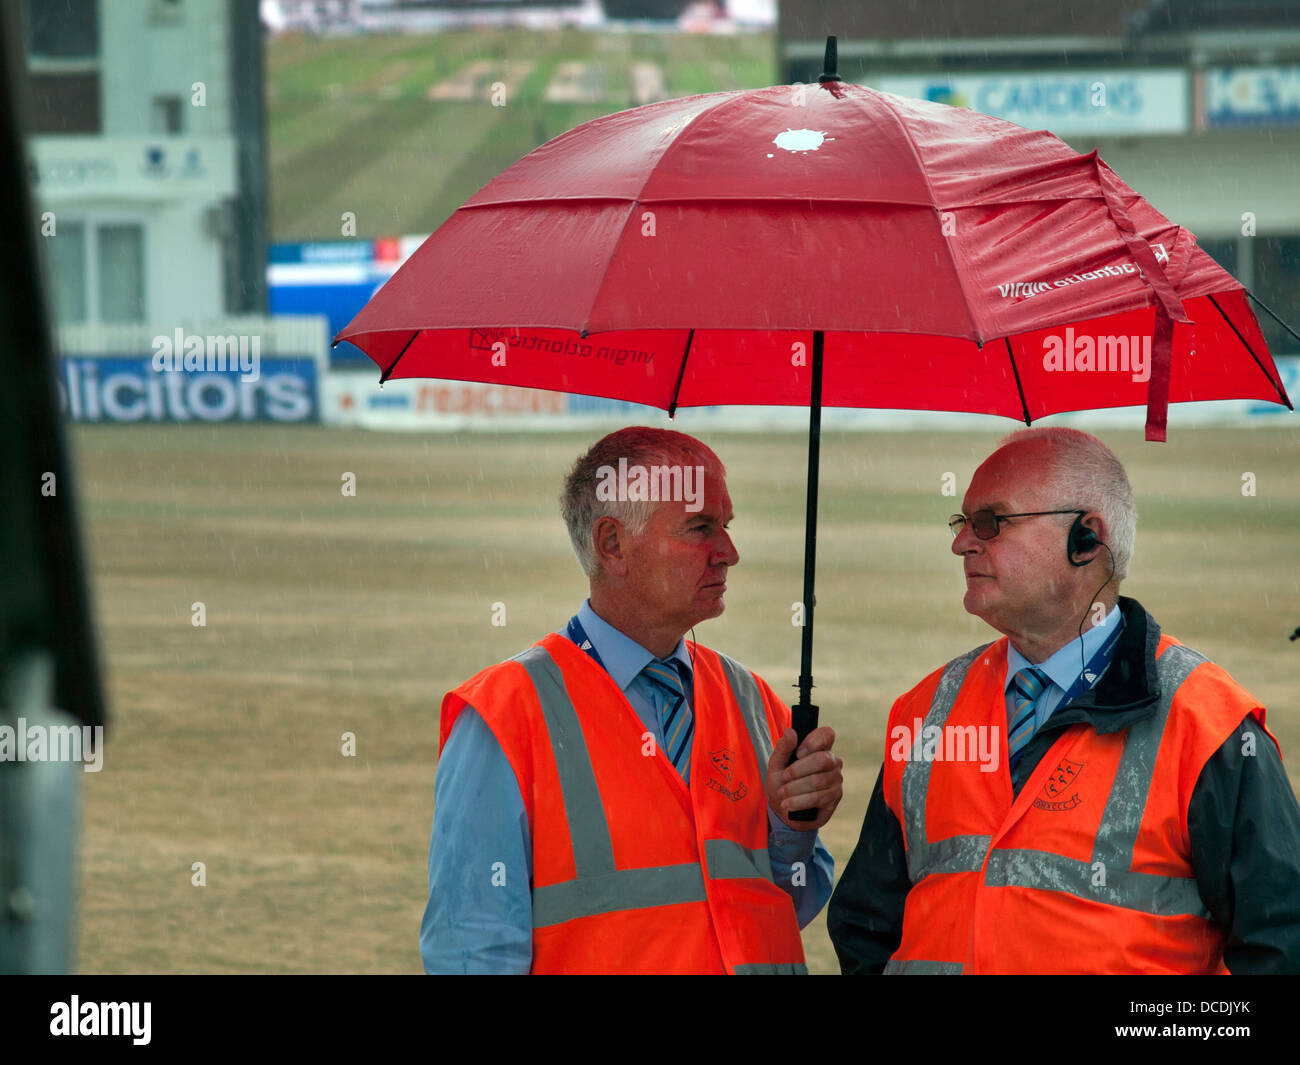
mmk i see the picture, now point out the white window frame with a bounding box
[50,211,150,326]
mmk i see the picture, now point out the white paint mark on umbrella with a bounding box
[773,128,835,154]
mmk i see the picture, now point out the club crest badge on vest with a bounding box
[1032,758,1086,812]
[706,747,748,801]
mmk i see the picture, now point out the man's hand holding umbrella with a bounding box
[768,726,843,831]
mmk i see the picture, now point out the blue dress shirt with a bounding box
[1004,603,1124,727]
[420,601,835,974]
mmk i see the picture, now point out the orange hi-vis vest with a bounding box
[440,632,808,974]
[882,633,1268,974]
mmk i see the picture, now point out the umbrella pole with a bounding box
[788,329,823,822]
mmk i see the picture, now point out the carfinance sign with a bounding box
[879,71,1188,135]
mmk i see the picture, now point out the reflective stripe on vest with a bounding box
[900,641,1211,919]
[514,644,787,930]
[714,652,777,771]
[900,644,992,884]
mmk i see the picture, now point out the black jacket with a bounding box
[827,596,1300,974]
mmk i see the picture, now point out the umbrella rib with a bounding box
[1210,294,1295,410]
[380,331,419,384]
[667,329,694,418]
[460,194,942,209]
[1244,289,1300,348]
[1005,338,1032,425]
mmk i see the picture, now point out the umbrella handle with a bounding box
[786,702,820,822]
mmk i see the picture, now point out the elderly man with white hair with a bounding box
[422,426,842,974]
[828,427,1300,974]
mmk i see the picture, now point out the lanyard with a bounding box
[1054,619,1124,707]
[566,614,694,701]
[565,615,607,672]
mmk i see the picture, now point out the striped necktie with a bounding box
[641,657,693,782]
[1008,666,1049,771]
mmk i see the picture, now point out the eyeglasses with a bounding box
[949,508,1085,541]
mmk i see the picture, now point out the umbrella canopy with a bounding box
[336,45,1293,811]
[337,68,1291,440]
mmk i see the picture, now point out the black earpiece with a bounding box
[1068,515,1100,566]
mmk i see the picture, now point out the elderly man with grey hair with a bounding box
[421,426,841,974]
[828,427,1300,974]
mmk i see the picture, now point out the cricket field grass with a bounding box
[68,423,1299,974]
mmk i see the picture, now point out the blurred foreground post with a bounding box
[0,0,107,973]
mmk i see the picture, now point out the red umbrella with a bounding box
[336,38,1293,813]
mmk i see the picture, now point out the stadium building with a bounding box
[22,0,266,325]
[21,0,325,427]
